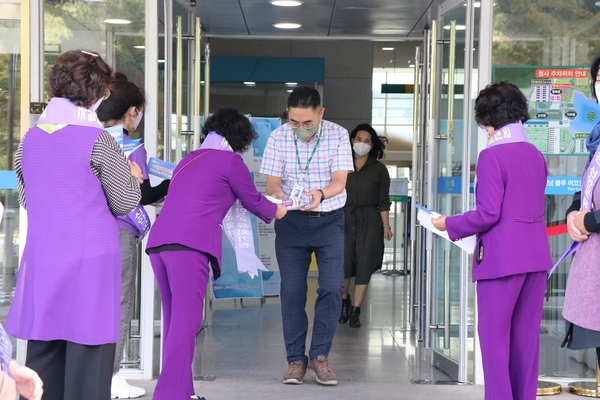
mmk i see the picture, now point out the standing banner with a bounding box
[211,210,264,300]
[246,117,282,296]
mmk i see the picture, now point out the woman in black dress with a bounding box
[339,123,392,328]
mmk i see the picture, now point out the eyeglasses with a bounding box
[288,120,317,129]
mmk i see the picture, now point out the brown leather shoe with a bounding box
[308,355,338,385]
[282,360,307,384]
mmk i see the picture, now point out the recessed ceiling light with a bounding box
[270,0,303,6]
[443,25,466,30]
[382,47,395,51]
[273,22,302,29]
[244,81,256,85]
[133,45,145,49]
[104,18,131,24]
[286,82,297,86]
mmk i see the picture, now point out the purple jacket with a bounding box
[446,142,552,281]
[146,149,277,278]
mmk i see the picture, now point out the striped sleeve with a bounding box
[14,139,25,208]
[91,131,142,216]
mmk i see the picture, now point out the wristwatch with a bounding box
[317,189,325,203]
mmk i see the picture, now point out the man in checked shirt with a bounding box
[260,87,353,386]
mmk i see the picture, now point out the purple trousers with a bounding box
[477,271,546,400]
[150,250,210,400]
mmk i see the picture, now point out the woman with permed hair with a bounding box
[145,107,288,400]
[5,50,143,400]
[431,81,552,399]
[339,123,392,328]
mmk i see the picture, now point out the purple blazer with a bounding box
[146,149,277,278]
[446,142,552,281]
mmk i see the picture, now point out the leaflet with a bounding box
[265,195,309,210]
[148,157,175,187]
[416,204,476,254]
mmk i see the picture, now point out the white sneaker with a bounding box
[111,373,146,399]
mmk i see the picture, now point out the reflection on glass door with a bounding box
[428,0,478,382]
[42,0,148,375]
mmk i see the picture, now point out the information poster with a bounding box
[494,66,600,155]
[247,117,282,295]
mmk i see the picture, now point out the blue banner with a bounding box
[545,176,581,195]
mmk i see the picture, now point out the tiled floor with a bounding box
[128,273,588,399]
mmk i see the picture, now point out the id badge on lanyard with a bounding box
[290,183,305,200]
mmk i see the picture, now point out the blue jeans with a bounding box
[275,210,345,364]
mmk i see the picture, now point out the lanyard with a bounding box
[293,122,323,181]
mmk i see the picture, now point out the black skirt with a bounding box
[562,321,600,350]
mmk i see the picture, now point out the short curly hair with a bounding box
[49,50,112,108]
[201,107,257,153]
[474,81,529,130]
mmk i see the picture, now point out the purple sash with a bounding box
[0,324,11,373]
[223,200,267,278]
[200,131,234,151]
[201,132,267,277]
[486,122,529,148]
[129,205,150,242]
[37,98,104,128]
[474,122,530,202]
[549,151,600,277]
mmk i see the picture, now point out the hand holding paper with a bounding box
[431,215,447,231]
[265,195,309,211]
[416,204,476,254]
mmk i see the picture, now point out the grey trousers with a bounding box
[114,228,138,373]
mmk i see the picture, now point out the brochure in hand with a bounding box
[415,204,476,254]
[148,157,175,187]
[265,195,309,210]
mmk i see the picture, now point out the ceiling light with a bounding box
[287,89,293,93]
[133,45,145,49]
[104,18,131,24]
[286,82,297,86]
[158,60,165,63]
[273,23,302,29]
[409,65,415,68]
[382,47,395,51]
[443,25,466,30]
[244,81,256,85]
[270,0,303,6]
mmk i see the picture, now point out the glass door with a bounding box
[427,0,478,382]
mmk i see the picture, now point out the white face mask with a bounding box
[353,142,371,156]
[131,109,143,132]
[595,83,600,101]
